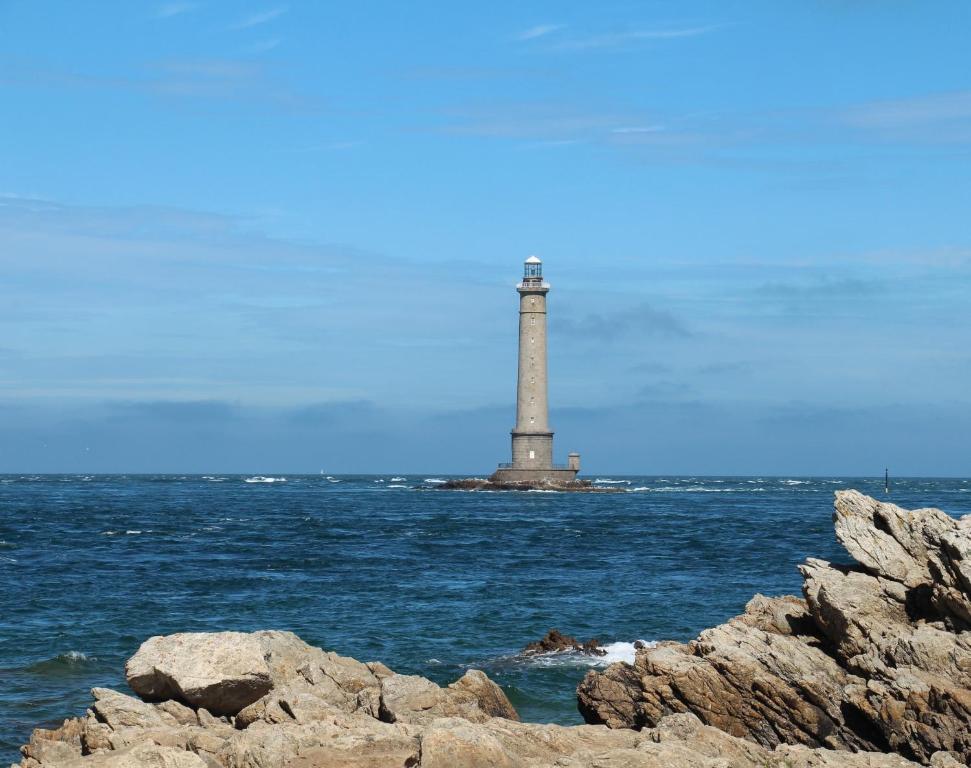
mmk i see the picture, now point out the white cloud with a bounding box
[156,3,197,19]
[557,26,716,50]
[516,24,564,41]
[841,91,971,143]
[233,6,288,29]
[611,125,665,134]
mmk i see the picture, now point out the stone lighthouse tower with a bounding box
[493,256,580,484]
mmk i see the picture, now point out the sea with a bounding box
[2,474,969,761]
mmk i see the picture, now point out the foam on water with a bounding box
[594,478,630,485]
[424,478,447,484]
[244,476,287,484]
[515,640,655,668]
[597,640,656,665]
[386,484,408,489]
[391,477,406,482]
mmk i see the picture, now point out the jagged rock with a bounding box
[577,491,971,765]
[834,490,971,628]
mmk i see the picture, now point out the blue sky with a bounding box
[2,1,970,474]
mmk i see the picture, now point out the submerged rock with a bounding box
[15,627,928,767]
[577,490,971,765]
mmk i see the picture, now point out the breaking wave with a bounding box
[516,640,655,668]
[25,651,98,676]
[244,476,287,484]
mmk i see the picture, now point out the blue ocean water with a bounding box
[2,474,969,761]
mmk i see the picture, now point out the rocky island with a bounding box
[437,477,623,492]
[14,491,970,767]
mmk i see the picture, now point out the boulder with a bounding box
[448,669,520,721]
[125,632,272,715]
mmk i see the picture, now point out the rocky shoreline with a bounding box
[14,491,970,767]
[15,629,929,768]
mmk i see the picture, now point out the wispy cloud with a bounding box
[842,90,971,143]
[440,103,630,141]
[232,6,288,30]
[249,38,282,53]
[555,25,717,50]
[284,140,365,153]
[611,125,665,134]
[516,24,564,41]
[155,2,196,19]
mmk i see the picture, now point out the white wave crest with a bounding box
[244,476,287,483]
[594,478,630,485]
[424,478,447,484]
[521,639,655,668]
[387,484,408,489]
[598,640,656,665]
[391,477,406,481]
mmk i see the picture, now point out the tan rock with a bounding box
[448,670,520,721]
[125,633,272,715]
[62,743,208,767]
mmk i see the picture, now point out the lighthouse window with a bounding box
[529,450,535,459]
[530,317,535,326]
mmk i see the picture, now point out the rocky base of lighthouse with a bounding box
[491,467,579,484]
[438,476,622,492]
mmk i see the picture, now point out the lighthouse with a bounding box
[493,256,580,484]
